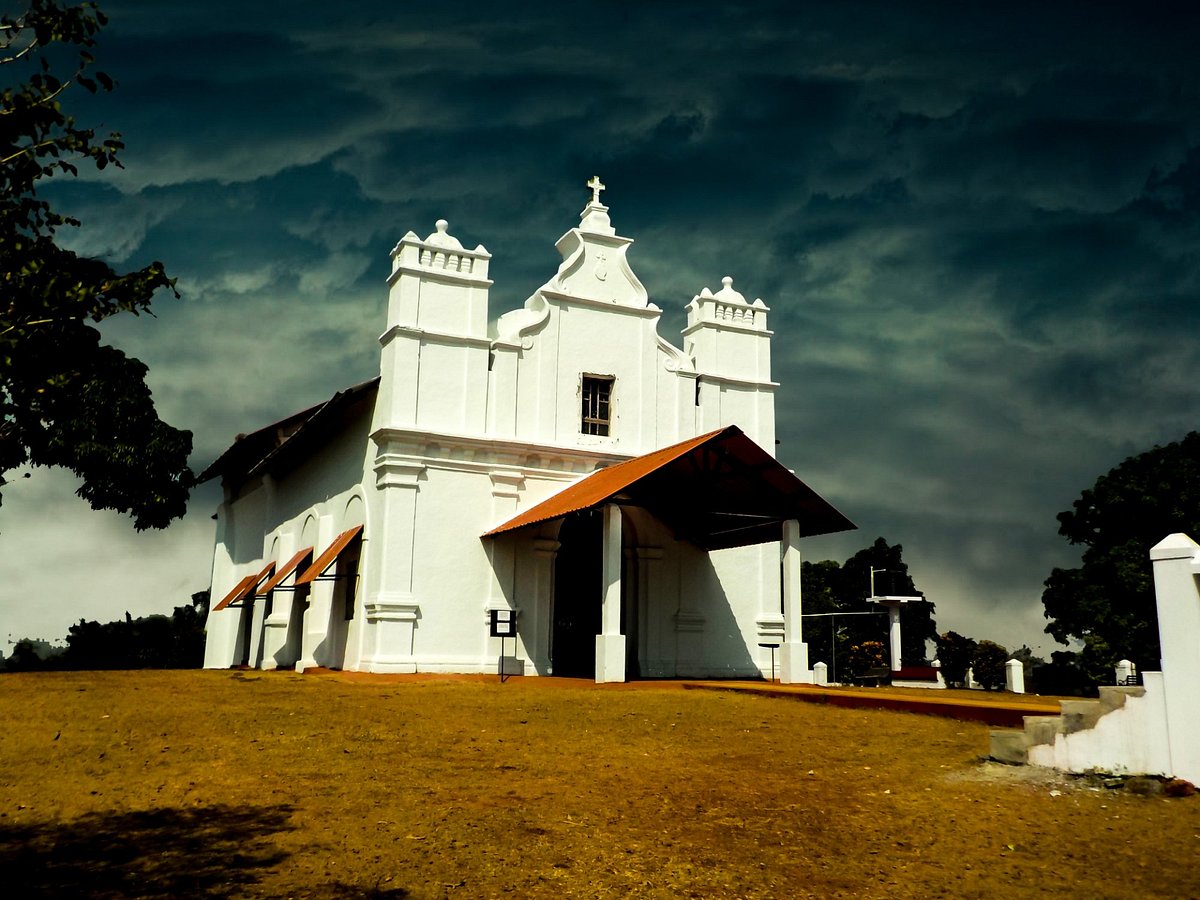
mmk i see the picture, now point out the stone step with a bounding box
[992,686,1152,769]
[1098,685,1145,713]
[1060,699,1103,734]
[989,729,1030,765]
[1024,715,1064,747]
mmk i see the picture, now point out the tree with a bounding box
[971,640,1008,691]
[55,592,207,670]
[935,631,976,688]
[3,636,63,670]
[840,537,935,664]
[1,0,192,529]
[800,537,936,675]
[799,558,842,670]
[1041,431,1200,674]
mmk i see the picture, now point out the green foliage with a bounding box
[800,537,935,675]
[0,0,191,529]
[971,639,1008,691]
[934,631,976,688]
[1030,650,1099,698]
[844,640,886,680]
[1042,431,1200,672]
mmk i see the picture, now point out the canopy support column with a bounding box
[595,504,627,682]
[888,605,903,672]
[779,518,812,684]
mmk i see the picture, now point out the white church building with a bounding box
[201,179,854,682]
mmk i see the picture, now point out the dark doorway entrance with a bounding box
[552,512,603,677]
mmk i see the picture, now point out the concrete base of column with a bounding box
[595,634,627,683]
[780,641,813,684]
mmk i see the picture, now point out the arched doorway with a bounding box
[551,512,602,677]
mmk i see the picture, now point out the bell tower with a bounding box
[376,220,492,434]
[683,276,776,452]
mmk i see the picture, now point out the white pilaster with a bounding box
[247,595,268,668]
[296,515,336,671]
[362,453,425,673]
[485,471,524,666]
[530,538,560,674]
[636,546,664,676]
[259,532,295,670]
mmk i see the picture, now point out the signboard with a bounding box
[490,608,516,637]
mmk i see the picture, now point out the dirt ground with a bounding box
[1,670,1197,899]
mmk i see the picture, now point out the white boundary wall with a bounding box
[1027,533,1200,783]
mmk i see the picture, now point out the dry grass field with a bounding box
[1,670,1197,899]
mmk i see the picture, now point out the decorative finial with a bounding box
[587,175,606,205]
[424,218,463,250]
[722,276,733,288]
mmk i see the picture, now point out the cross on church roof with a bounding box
[587,175,606,205]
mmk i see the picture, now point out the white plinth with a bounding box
[595,634,627,683]
[779,641,813,684]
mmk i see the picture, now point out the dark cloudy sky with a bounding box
[3,0,1199,658]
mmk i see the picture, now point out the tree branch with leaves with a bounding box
[1,0,191,530]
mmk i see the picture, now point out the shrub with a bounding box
[845,641,886,679]
[935,631,977,687]
[972,640,1009,691]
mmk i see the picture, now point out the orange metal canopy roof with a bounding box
[257,547,313,596]
[483,426,855,550]
[296,525,364,585]
[213,561,276,611]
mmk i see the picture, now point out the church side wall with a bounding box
[205,402,375,671]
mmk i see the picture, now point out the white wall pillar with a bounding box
[247,595,268,668]
[1150,533,1200,785]
[813,661,829,686]
[595,504,627,683]
[259,533,295,671]
[203,500,239,669]
[779,519,812,684]
[297,515,336,671]
[1005,658,1025,693]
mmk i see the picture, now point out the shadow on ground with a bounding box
[0,803,302,898]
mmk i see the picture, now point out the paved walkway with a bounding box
[680,681,1063,727]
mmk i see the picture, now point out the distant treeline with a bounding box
[3,592,208,672]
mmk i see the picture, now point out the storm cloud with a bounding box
[4,0,1199,657]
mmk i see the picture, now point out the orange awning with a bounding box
[483,425,854,550]
[296,525,364,585]
[257,548,313,596]
[212,561,276,611]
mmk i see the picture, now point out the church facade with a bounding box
[201,180,853,682]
